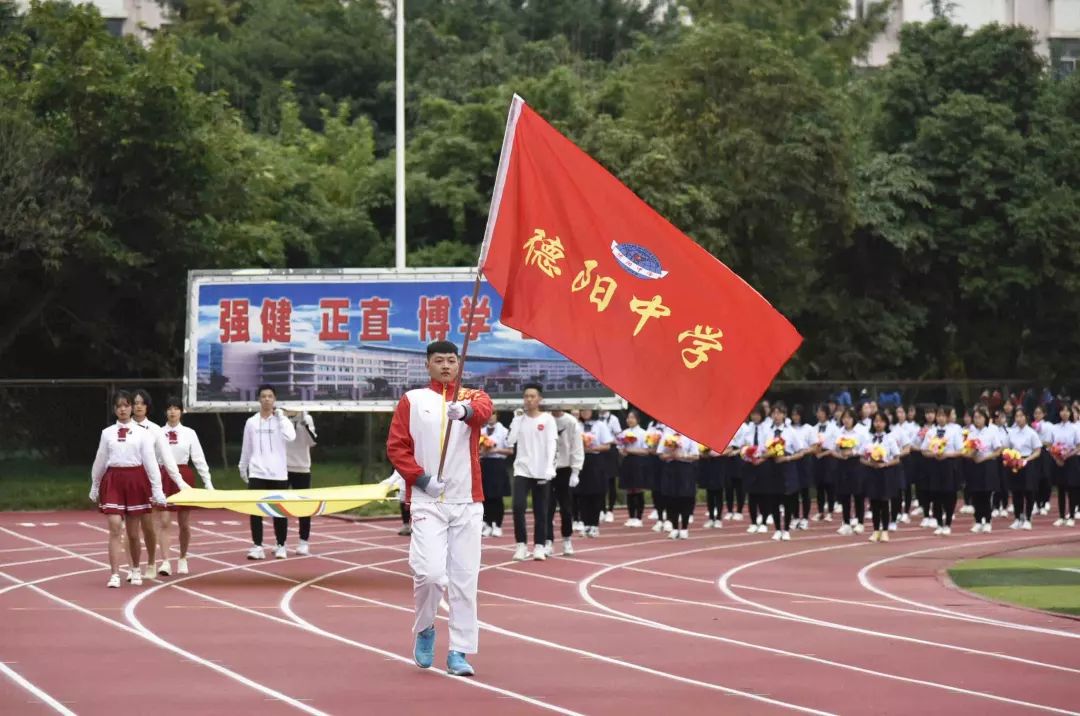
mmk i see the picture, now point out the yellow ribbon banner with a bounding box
[166,483,396,518]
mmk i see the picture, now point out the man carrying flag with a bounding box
[386,340,493,677]
[480,95,801,451]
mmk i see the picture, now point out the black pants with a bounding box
[513,476,549,545]
[747,493,761,524]
[652,487,665,520]
[399,503,410,525]
[1056,487,1080,520]
[933,490,957,527]
[287,472,312,541]
[725,477,744,514]
[901,483,913,512]
[839,493,864,525]
[548,468,574,539]
[991,489,1007,511]
[798,487,812,519]
[1012,489,1034,521]
[669,495,694,529]
[706,489,723,520]
[626,491,647,520]
[249,477,288,546]
[606,475,618,513]
[817,484,834,515]
[971,491,992,524]
[870,499,890,531]
[580,493,605,528]
[483,498,505,527]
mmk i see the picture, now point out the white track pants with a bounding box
[409,501,483,654]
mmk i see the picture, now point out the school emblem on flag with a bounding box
[610,241,668,280]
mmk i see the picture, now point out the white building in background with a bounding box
[14,0,170,41]
[854,0,1080,73]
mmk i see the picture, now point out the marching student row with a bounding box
[88,387,318,587]
[473,397,1080,555]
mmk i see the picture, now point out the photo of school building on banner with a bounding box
[183,269,620,412]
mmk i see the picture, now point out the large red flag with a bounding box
[480,96,802,449]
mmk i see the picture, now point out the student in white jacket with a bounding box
[238,384,296,560]
[285,410,318,556]
[506,384,559,562]
[132,389,188,580]
[157,397,214,576]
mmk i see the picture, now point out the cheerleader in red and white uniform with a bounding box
[157,397,214,576]
[89,391,166,588]
[132,389,188,579]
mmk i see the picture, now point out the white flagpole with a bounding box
[395,0,406,270]
[477,94,525,270]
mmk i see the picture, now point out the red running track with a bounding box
[0,510,1078,715]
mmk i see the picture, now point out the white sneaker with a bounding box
[158,560,172,577]
[1007,505,1015,514]
[544,540,554,557]
[960,504,975,515]
[781,531,791,541]
[798,518,809,530]
[824,513,833,522]
[703,520,714,529]
[296,540,310,556]
[733,512,744,521]
[1053,518,1065,527]
[143,564,156,580]
[756,524,769,534]
[838,524,853,536]
[688,515,694,524]
[588,526,600,538]
[648,509,659,520]
[670,529,680,540]
[1040,506,1050,516]
[513,544,529,561]
[712,519,722,529]
[663,520,673,533]
[652,520,665,533]
[864,510,873,521]
[533,544,547,561]
[604,511,615,523]
[491,525,504,538]
[106,574,121,588]
[927,518,938,529]
[881,531,890,542]
[887,522,898,532]
[970,523,982,533]
[766,515,775,526]
[746,523,758,534]
[870,531,881,543]
[274,545,287,559]
[899,514,911,524]
[854,523,865,534]
[130,570,143,586]
[933,527,944,536]
[724,512,734,521]
[984,523,992,533]
[1009,519,1022,530]
[942,526,952,536]
[679,529,689,540]
[771,530,783,541]
[482,523,493,537]
[625,518,638,527]
[833,503,843,513]
[1067,519,1076,527]
[177,558,189,575]
[811,513,823,522]
[1022,520,1032,531]
[991,508,1001,518]
[247,545,266,560]
[911,506,924,517]
[562,538,575,556]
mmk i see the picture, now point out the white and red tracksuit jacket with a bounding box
[387,380,494,504]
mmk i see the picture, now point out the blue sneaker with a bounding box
[446,650,475,677]
[413,626,435,669]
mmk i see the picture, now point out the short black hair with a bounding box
[426,340,459,358]
[258,384,276,397]
[523,383,543,395]
[165,395,184,412]
[132,388,152,411]
[112,390,132,408]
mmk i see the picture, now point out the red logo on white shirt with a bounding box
[117,427,129,442]
[167,431,179,444]
[537,424,545,431]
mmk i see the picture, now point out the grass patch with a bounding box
[0,458,398,516]
[949,557,1080,617]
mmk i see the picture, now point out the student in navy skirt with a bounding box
[790,405,814,530]
[738,407,769,534]
[1005,408,1043,530]
[963,407,1002,533]
[811,405,839,522]
[921,405,963,536]
[658,432,700,539]
[860,411,901,542]
[832,409,866,536]
[721,428,745,522]
[991,410,1012,517]
[762,403,805,541]
[646,421,669,532]
[1050,403,1079,527]
[617,411,650,527]
[699,441,726,528]
[1031,404,1054,515]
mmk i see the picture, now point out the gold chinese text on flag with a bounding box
[480,96,802,450]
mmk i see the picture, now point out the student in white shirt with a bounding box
[548,405,584,555]
[1051,403,1079,527]
[657,430,700,539]
[285,410,318,555]
[480,412,512,538]
[790,405,815,530]
[761,403,805,541]
[1006,408,1043,530]
[156,397,213,576]
[830,409,865,536]
[507,384,558,561]
[860,412,901,543]
[577,409,615,537]
[811,404,840,523]
[89,391,165,587]
[1030,404,1054,515]
[238,384,297,560]
[132,388,186,580]
[617,411,651,527]
[599,409,622,523]
[922,405,964,535]
[962,406,1002,533]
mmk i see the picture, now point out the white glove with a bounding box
[151,490,167,506]
[239,468,249,485]
[302,413,316,433]
[89,486,99,502]
[568,470,580,488]
[416,474,443,499]
[203,478,215,490]
[275,407,285,419]
[379,474,397,487]
[447,402,468,421]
